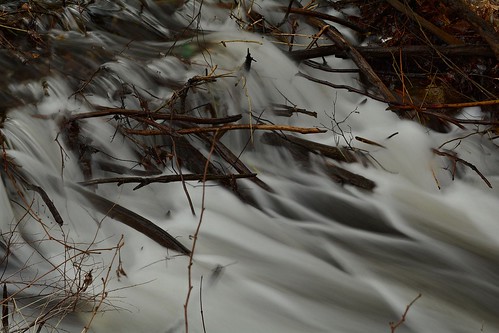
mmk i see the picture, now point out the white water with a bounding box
[1,1,499,332]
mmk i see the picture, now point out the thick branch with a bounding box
[71,186,191,254]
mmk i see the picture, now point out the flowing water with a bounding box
[1,1,499,332]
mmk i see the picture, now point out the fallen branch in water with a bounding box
[288,44,495,61]
[432,149,492,188]
[79,173,257,190]
[71,108,243,125]
[262,132,358,163]
[24,183,65,226]
[71,186,191,254]
[123,124,326,136]
[261,132,375,191]
[390,99,499,110]
[296,71,387,103]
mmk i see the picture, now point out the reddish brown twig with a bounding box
[389,293,422,333]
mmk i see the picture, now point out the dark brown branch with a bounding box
[261,132,375,190]
[432,149,492,188]
[271,104,318,117]
[2,284,8,331]
[124,124,326,136]
[353,44,495,58]
[391,99,499,110]
[288,44,495,61]
[268,133,358,163]
[71,186,191,254]
[303,60,360,73]
[79,173,257,190]
[324,162,376,191]
[296,71,387,103]
[71,108,243,125]
[25,183,64,226]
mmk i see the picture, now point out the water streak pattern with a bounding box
[1,1,499,332]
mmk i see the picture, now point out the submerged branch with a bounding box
[71,186,191,254]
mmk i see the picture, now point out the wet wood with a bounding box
[261,132,375,191]
[72,186,191,254]
[71,107,243,125]
[79,173,258,190]
[385,0,464,45]
[25,183,64,226]
[288,44,495,61]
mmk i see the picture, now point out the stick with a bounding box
[72,108,243,125]
[123,124,326,136]
[79,173,257,189]
[71,186,191,254]
[25,183,64,226]
[390,293,422,333]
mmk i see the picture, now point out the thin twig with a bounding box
[296,71,388,103]
[200,276,207,333]
[389,293,422,333]
[2,284,8,333]
[184,131,219,333]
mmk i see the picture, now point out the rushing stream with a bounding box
[1,1,499,332]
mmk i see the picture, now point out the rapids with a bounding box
[1,1,499,332]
